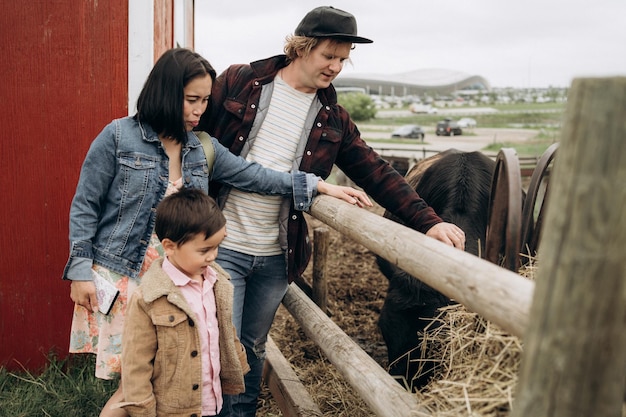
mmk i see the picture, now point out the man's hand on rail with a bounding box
[426,222,465,250]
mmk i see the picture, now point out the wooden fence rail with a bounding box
[282,284,431,417]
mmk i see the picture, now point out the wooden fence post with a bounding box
[311,227,329,312]
[511,77,626,417]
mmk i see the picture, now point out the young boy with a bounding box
[116,188,249,417]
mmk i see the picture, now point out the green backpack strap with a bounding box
[196,131,216,179]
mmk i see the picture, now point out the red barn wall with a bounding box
[0,0,128,371]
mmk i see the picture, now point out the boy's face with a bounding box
[164,226,227,281]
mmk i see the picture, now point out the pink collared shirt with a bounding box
[162,257,222,416]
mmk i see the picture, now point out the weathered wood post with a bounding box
[512,77,626,417]
[311,227,329,311]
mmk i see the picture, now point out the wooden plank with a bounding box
[309,195,534,339]
[154,0,174,59]
[512,77,626,417]
[263,336,323,417]
[0,0,128,371]
[283,285,431,417]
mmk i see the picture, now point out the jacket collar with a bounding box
[140,258,196,317]
[140,258,232,318]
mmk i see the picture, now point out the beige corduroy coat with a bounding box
[115,258,249,417]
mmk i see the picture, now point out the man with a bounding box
[198,6,465,416]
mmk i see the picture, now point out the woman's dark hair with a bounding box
[136,48,216,144]
[155,188,226,245]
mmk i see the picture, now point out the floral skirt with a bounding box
[69,234,164,379]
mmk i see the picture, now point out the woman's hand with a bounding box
[70,280,99,313]
[317,181,372,208]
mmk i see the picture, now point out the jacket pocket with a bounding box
[151,309,190,406]
[224,98,246,121]
[310,126,342,178]
[187,159,210,191]
[118,153,158,197]
[152,310,189,351]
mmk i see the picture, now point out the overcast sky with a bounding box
[194,0,625,89]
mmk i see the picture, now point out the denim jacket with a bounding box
[63,116,319,281]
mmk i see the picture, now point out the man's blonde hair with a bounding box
[283,35,353,63]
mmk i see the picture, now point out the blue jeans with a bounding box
[215,247,288,417]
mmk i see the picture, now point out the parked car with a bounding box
[457,117,477,128]
[391,124,425,140]
[436,118,463,136]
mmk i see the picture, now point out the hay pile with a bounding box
[410,305,522,416]
[407,262,537,416]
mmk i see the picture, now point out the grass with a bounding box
[483,137,556,156]
[0,354,118,417]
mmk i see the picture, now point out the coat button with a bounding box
[316,122,322,127]
[250,104,256,109]
[325,105,330,110]
[188,319,195,327]
[191,350,198,357]
[192,384,199,390]
[306,150,311,156]
[168,316,174,322]
[292,215,297,220]
[238,136,244,141]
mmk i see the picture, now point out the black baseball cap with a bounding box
[295,6,373,44]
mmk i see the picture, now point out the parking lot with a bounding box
[361,126,538,158]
